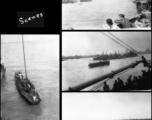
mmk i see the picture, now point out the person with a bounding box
[136,2,142,14]
[140,0,149,10]
[118,14,131,28]
[117,78,124,89]
[112,80,119,91]
[103,19,120,29]
[103,82,110,91]
[136,14,150,28]
[141,55,149,67]
[127,75,132,84]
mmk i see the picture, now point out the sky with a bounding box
[63,93,151,120]
[62,32,151,56]
[1,35,59,43]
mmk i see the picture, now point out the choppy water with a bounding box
[62,54,151,90]
[1,39,59,120]
[62,0,137,29]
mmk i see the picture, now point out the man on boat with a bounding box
[103,19,120,29]
[141,56,149,67]
[118,14,131,28]
[103,82,110,91]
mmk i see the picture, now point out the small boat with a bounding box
[15,35,41,105]
[15,71,41,105]
[88,60,110,68]
[1,63,6,79]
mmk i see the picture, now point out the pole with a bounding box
[65,60,143,91]
[22,35,28,79]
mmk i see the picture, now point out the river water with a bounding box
[62,54,151,91]
[62,0,137,29]
[1,39,59,120]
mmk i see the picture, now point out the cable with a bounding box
[108,32,143,57]
[100,32,141,58]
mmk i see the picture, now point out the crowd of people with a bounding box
[102,68,151,91]
[103,11,151,29]
[103,0,151,29]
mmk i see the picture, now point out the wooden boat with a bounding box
[89,60,110,68]
[15,35,41,105]
[1,63,6,79]
[15,71,41,105]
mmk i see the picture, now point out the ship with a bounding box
[88,60,110,68]
[15,35,41,105]
[15,71,41,105]
[1,63,6,80]
[93,51,137,61]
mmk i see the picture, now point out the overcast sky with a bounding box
[63,93,151,120]
[62,32,151,56]
[1,35,59,43]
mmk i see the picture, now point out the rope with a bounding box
[100,32,141,58]
[108,32,143,58]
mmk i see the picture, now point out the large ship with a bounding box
[93,51,137,61]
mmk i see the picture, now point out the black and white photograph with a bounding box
[62,32,151,91]
[62,93,151,120]
[62,0,151,30]
[1,35,59,120]
[17,12,44,28]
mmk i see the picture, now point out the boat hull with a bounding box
[15,74,41,105]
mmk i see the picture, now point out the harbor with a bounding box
[62,32,151,91]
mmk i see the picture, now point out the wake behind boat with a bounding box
[15,71,41,105]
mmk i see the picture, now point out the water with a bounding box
[62,0,137,29]
[62,54,151,90]
[1,39,59,120]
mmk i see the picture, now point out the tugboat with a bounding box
[89,60,110,68]
[1,62,6,80]
[15,35,41,105]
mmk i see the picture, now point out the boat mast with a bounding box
[22,35,28,79]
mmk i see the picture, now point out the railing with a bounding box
[65,60,145,91]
